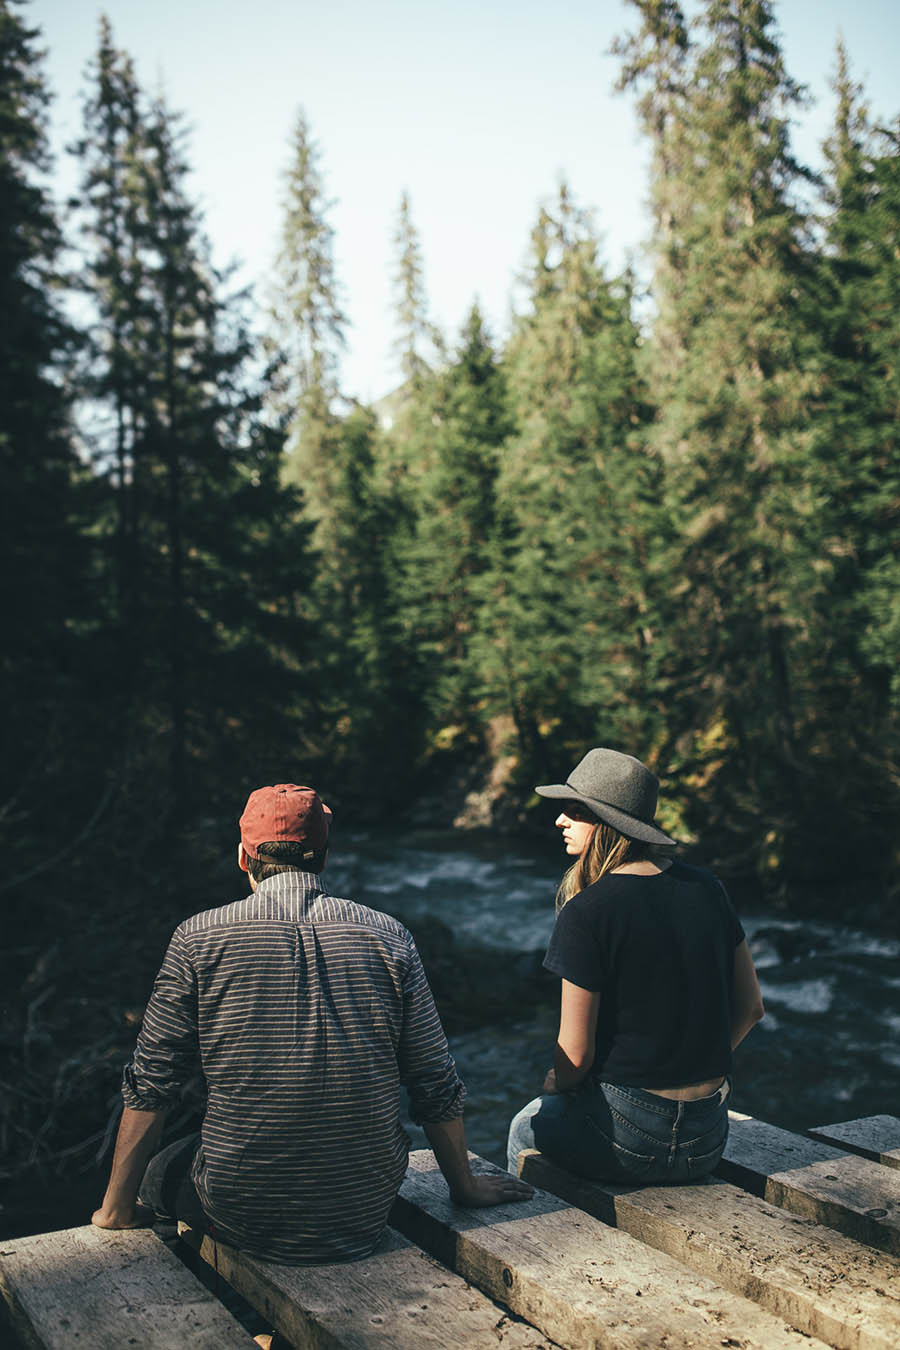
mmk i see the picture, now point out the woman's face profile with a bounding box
[555,805,596,856]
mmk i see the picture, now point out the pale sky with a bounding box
[27,0,900,403]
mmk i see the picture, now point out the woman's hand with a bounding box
[542,1067,558,1094]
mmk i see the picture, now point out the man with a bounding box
[92,783,530,1261]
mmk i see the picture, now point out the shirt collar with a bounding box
[253,869,327,918]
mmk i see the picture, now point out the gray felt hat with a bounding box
[535,747,676,847]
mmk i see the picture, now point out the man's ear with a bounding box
[237,843,250,873]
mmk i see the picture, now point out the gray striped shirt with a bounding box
[122,870,465,1263]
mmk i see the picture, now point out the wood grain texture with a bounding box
[518,1148,900,1350]
[391,1149,832,1349]
[179,1222,552,1349]
[719,1113,900,1254]
[809,1117,900,1170]
[0,1224,256,1349]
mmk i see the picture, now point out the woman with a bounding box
[507,747,764,1183]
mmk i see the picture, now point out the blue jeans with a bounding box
[507,1079,730,1182]
[138,1131,209,1232]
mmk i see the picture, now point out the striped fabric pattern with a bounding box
[123,870,465,1263]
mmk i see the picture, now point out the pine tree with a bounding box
[381,191,447,499]
[617,0,827,871]
[71,16,145,644]
[310,403,428,792]
[473,185,661,775]
[0,0,87,803]
[72,25,322,818]
[273,108,346,520]
[391,191,440,388]
[393,303,511,739]
[810,45,900,875]
[613,0,692,386]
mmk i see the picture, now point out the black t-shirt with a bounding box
[543,860,745,1089]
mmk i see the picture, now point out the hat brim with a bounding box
[535,782,676,847]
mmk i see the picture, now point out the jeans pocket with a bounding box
[686,1141,726,1176]
[585,1115,657,1178]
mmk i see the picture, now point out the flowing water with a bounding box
[327,828,900,1166]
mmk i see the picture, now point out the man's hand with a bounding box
[91,1201,154,1230]
[450,1172,534,1208]
[542,1067,558,1094]
[423,1116,533,1209]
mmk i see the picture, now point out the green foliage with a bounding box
[392,191,437,387]
[5,1,900,898]
[394,303,511,736]
[0,0,91,814]
[273,107,345,408]
[472,186,663,770]
[62,19,325,821]
[312,402,428,793]
[617,0,838,874]
[796,46,900,876]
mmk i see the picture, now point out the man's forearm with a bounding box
[92,1106,167,1228]
[423,1116,534,1206]
[423,1117,476,1201]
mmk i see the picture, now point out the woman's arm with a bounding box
[731,938,765,1049]
[553,980,601,1092]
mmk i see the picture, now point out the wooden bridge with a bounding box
[2,1112,900,1348]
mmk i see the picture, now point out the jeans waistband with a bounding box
[599,1076,731,1112]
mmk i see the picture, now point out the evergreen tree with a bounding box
[394,303,511,739]
[473,186,661,774]
[811,45,900,875]
[618,0,826,871]
[612,0,692,385]
[0,0,87,806]
[71,15,145,645]
[72,24,322,819]
[273,108,346,520]
[381,191,447,499]
[310,403,427,793]
[266,110,427,796]
[391,191,440,387]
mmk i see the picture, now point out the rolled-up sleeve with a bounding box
[398,945,466,1124]
[122,925,199,1111]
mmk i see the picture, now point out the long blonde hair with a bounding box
[555,819,655,911]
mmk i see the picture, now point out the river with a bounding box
[326,827,900,1166]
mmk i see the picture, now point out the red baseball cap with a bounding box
[239,784,333,860]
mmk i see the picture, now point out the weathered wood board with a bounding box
[518,1147,900,1350]
[0,1224,256,1350]
[391,1149,832,1350]
[809,1116,900,1170]
[180,1221,552,1349]
[718,1113,900,1255]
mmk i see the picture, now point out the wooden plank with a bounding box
[809,1116,900,1170]
[0,1224,256,1350]
[390,1149,832,1350]
[718,1112,900,1255]
[179,1222,552,1349]
[518,1148,900,1350]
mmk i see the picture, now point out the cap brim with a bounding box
[535,783,676,847]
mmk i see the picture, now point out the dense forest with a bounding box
[1,0,899,1219]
